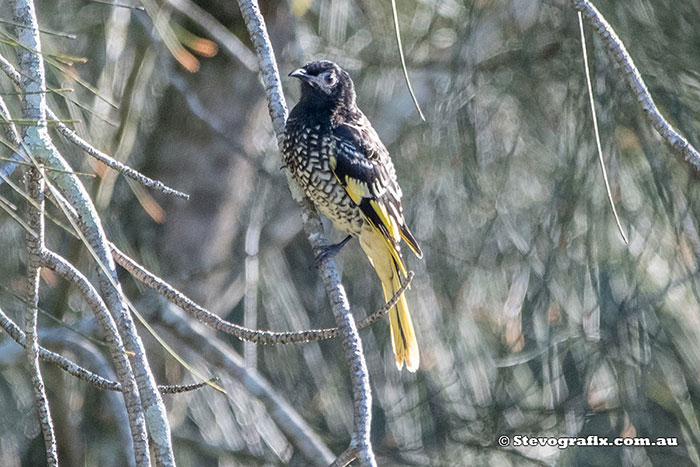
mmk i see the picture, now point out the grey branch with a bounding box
[148,301,336,466]
[6,2,175,463]
[13,0,57,463]
[0,306,215,394]
[113,243,413,344]
[24,168,57,466]
[40,248,150,463]
[234,0,376,464]
[0,53,189,199]
[572,0,700,170]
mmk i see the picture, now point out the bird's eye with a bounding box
[321,71,336,85]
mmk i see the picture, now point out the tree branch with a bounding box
[572,0,700,170]
[0,306,216,394]
[148,300,336,466]
[113,243,413,344]
[233,0,376,464]
[12,1,56,462]
[40,249,150,463]
[7,2,174,464]
[24,167,57,466]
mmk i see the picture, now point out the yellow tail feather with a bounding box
[360,230,419,372]
[380,261,419,372]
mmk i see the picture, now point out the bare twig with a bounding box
[0,306,215,394]
[234,0,376,464]
[577,11,628,244]
[8,2,174,463]
[331,446,360,467]
[113,243,414,343]
[572,0,700,170]
[48,109,190,199]
[149,301,336,466]
[40,249,151,462]
[0,94,27,181]
[42,180,174,466]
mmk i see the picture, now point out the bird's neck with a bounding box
[295,86,359,128]
[293,99,360,129]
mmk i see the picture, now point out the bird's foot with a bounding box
[314,235,352,268]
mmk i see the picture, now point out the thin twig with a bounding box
[48,108,190,199]
[0,306,215,394]
[88,0,145,11]
[0,18,77,39]
[112,243,414,343]
[331,447,359,467]
[149,302,336,466]
[577,12,628,244]
[572,0,700,170]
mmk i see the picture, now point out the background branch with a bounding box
[572,0,700,169]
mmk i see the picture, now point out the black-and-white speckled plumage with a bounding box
[283,60,423,371]
[282,61,417,257]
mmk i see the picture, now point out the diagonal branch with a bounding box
[0,305,216,394]
[8,2,174,465]
[572,0,700,170]
[40,249,150,461]
[113,242,413,344]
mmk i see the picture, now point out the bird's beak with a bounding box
[289,68,310,81]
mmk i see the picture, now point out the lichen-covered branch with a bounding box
[233,0,376,464]
[113,243,413,344]
[572,0,700,170]
[24,167,57,466]
[0,306,214,395]
[8,2,174,465]
[13,0,56,463]
[40,249,150,462]
[148,301,336,466]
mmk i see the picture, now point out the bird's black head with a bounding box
[289,61,356,115]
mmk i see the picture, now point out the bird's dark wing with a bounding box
[329,117,423,267]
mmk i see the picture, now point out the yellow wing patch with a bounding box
[370,200,400,241]
[345,177,371,204]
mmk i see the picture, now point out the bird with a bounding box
[283,60,423,372]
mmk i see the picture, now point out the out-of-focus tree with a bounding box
[1,0,700,465]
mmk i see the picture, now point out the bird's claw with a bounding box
[313,235,352,268]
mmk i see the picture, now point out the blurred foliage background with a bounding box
[1,0,700,465]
